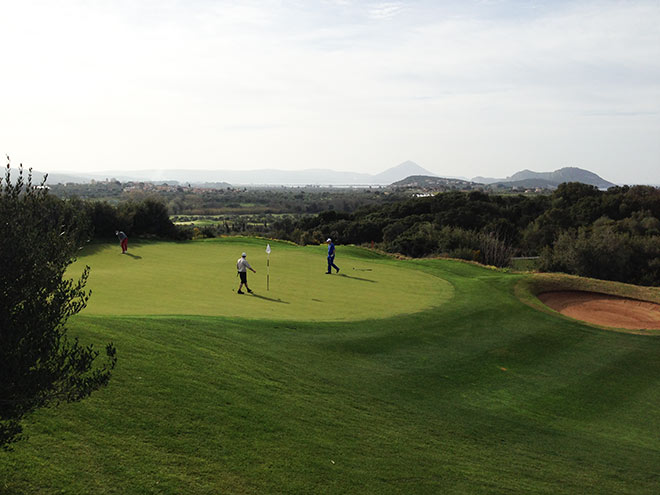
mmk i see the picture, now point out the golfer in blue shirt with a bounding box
[326,238,340,274]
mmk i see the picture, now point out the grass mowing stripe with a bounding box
[2,247,660,494]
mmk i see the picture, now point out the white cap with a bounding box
[241,252,247,257]
[326,238,332,242]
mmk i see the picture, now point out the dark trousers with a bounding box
[120,238,128,253]
[327,255,339,273]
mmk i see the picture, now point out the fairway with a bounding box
[71,237,452,321]
[4,239,660,494]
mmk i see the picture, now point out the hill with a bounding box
[372,161,436,183]
[390,175,481,190]
[473,167,615,189]
[489,178,565,190]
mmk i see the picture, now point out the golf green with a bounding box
[71,237,452,320]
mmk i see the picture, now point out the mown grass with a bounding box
[69,237,450,321]
[2,243,660,494]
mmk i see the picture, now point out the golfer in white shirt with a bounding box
[236,252,256,294]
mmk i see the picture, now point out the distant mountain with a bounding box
[155,168,375,185]
[121,161,435,185]
[7,163,621,189]
[372,161,436,183]
[25,161,438,186]
[472,167,615,189]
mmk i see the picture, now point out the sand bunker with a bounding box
[539,291,660,330]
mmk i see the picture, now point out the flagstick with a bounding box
[266,243,272,291]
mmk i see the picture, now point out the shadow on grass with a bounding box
[250,293,289,304]
[338,273,377,283]
[77,241,113,257]
[124,253,143,259]
[79,240,147,257]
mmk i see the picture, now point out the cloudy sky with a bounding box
[1,0,659,183]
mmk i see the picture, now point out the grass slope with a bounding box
[70,237,451,321]
[2,243,660,494]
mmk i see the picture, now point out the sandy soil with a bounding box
[538,291,660,330]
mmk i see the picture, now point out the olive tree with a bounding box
[0,161,116,449]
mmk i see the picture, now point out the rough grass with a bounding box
[2,244,660,494]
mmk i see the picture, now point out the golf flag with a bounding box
[266,244,271,290]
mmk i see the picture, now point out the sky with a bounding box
[1,0,659,184]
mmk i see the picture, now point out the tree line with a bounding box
[272,183,660,286]
[49,181,407,215]
[80,182,660,286]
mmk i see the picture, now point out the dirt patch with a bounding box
[539,291,660,330]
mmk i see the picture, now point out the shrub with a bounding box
[0,164,116,449]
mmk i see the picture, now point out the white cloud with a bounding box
[0,0,658,183]
[368,2,407,20]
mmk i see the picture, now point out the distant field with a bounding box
[171,213,290,226]
[2,239,660,494]
[172,218,222,226]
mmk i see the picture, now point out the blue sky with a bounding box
[1,0,658,183]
